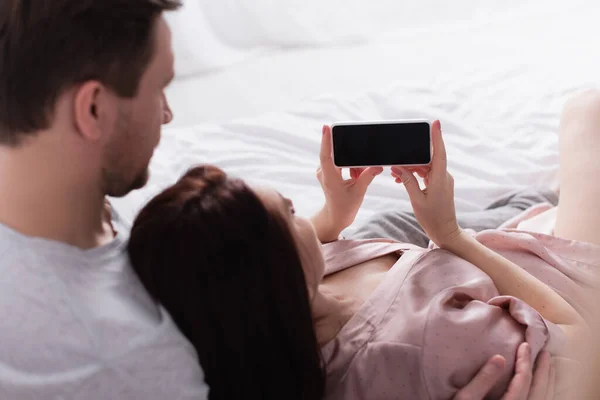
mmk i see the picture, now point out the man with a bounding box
[0,1,208,398]
[0,0,550,398]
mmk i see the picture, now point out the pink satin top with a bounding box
[320,205,599,399]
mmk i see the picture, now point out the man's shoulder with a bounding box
[69,308,209,400]
[0,225,209,399]
[0,274,208,398]
[0,327,209,399]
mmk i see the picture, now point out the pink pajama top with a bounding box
[321,205,599,399]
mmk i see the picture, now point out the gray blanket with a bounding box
[350,189,559,247]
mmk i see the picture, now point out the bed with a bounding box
[110,0,600,230]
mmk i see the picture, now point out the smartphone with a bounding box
[331,119,432,168]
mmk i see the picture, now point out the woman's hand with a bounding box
[311,125,383,243]
[391,120,461,248]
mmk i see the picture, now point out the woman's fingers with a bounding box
[431,120,447,174]
[391,167,424,201]
[392,167,430,187]
[355,167,383,191]
[414,167,430,178]
[391,166,428,177]
[350,168,365,180]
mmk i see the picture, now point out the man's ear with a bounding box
[73,81,116,142]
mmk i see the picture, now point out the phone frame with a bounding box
[330,119,432,168]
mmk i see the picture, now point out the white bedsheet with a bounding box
[111,0,600,229]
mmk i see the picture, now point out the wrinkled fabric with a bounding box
[320,208,598,400]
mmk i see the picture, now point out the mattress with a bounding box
[110,0,600,230]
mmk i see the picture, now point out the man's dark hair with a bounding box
[0,0,181,146]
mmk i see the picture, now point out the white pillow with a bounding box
[198,0,372,47]
[166,0,537,78]
[165,1,262,78]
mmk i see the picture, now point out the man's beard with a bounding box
[103,108,152,198]
[103,165,150,198]
[130,167,150,192]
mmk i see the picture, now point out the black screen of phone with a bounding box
[332,122,431,167]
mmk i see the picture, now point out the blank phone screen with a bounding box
[332,122,431,167]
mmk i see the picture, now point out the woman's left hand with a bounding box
[391,120,461,248]
[312,125,383,243]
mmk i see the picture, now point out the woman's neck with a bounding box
[310,252,400,347]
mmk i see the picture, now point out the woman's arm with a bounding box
[311,125,383,243]
[310,207,342,244]
[442,230,584,331]
[393,120,587,344]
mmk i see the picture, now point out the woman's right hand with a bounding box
[391,120,462,248]
[313,125,383,242]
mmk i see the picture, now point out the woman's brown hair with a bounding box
[128,165,325,400]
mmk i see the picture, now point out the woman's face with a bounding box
[253,187,325,299]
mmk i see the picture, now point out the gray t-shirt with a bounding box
[0,213,209,399]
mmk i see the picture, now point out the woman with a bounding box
[128,93,600,399]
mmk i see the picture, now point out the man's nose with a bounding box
[163,108,173,124]
[163,95,173,124]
